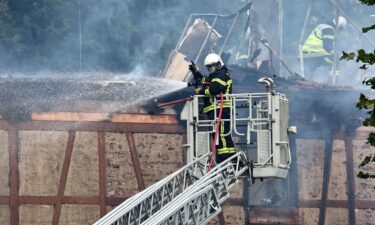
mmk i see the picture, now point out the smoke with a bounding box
[0,0,247,76]
[282,0,375,88]
[1,0,373,81]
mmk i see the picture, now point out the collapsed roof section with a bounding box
[162,1,285,82]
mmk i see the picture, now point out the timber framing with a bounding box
[318,137,333,225]
[1,112,375,224]
[126,133,146,191]
[218,211,226,225]
[52,131,75,225]
[98,132,107,217]
[0,113,185,225]
[345,138,356,225]
[0,121,184,133]
[9,130,19,225]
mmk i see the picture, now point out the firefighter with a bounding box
[189,53,236,163]
[302,16,347,82]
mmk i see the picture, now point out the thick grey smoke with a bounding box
[282,0,375,88]
[0,0,247,76]
[1,0,373,80]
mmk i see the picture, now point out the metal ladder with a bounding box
[93,152,250,225]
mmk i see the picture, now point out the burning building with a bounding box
[0,1,375,225]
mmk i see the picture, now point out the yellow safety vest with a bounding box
[303,24,334,58]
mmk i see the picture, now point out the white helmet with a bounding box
[335,16,347,28]
[204,53,224,73]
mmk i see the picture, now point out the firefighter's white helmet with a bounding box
[335,16,347,28]
[204,53,223,73]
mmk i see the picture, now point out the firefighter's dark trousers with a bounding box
[208,108,236,164]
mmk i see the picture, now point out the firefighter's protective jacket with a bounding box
[193,66,232,113]
[192,66,235,156]
[302,22,335,59]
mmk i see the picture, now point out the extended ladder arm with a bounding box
[142,152,250,225]
[94,153,215,225]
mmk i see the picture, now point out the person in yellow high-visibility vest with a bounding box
[302,16,347,82]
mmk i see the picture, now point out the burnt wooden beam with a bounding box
[327,200,349,208]
[19,196,99,205]
[19,196,56,205]
[98,132,107,217]
[289,136,299,205]
[318,137,333,225]
[106,197,128,206]
[345,138,356,225]
[248,207,300,225]
[15,196,124,205]
[32,112,110,122]
[32,112,180,125]
[356,200,375,209]
[14,196,375,208]
[299,200,359,208]
[9,130,19,225]
[111,114,179,124]
[298,200,321,208]
[52,131,75,225]
[222,198,243,206]
[300,200,375,209]
[126,133,145,191]
[61,196,99,205]
[218,211,226,225]
[0,120,185,133]
[182,133,187,165]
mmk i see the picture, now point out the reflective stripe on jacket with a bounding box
[303,24,334,57]
[197,68,233,113]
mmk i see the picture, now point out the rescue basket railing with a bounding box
[182,92,291,178]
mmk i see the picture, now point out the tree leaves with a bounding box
[358,155,375,167]
[340,51,355,60]
[363,24,375,33]
[346,0,375,184]
[359,0,375,6]
[340,50,375,70]
[357,171,375,179]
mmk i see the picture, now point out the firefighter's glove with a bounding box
[189,63,199,74]
[194,88,202,95]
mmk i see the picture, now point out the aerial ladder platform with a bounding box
[93,78,294,225]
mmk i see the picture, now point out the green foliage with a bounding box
[358,154,375,167]
[359,0,375,6]
[341,1,375,182]
[357,171,375,179]
[363,24,375,33]
[341,50,375,70]
[340,51,355,60]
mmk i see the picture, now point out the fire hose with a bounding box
[155,90,224,172]
[208,93,224,172]
[155,97,193,108]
